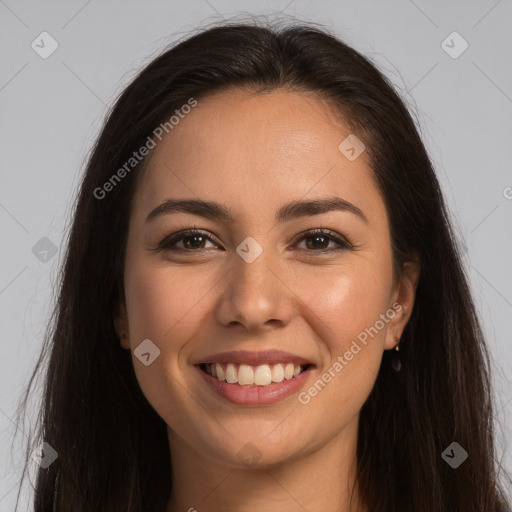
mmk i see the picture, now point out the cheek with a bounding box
[122,262,214,428]
[301,262,392,353]
[294,262,391,423]
[122,259,203,385]
[124,261,210,343]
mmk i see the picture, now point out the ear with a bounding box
[113,298,130,350]
[384,257,421,350]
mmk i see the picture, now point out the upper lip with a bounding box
[194,350,315,367]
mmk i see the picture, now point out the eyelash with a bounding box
[154,226,353,255]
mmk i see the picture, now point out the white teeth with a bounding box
[271,364,284,383]
[284,363,295,380]
[205,362,307,386]
[215,363,225,381]
[225,363,237,383]
[254,364,272,386]
[238,364,254,385]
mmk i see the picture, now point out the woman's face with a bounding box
[116,89,419,468]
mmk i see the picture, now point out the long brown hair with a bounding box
[13,18,511,511]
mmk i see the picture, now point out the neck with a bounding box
[166,414,366,512]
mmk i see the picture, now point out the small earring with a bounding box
[391,336,401,372]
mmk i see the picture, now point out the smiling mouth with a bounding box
[198,362,313,387]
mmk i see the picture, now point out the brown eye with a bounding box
[180,234,209,250]
[157,229,219,252]
[155,228,352,254]
[294,229,351,253]
[303,234,330,250]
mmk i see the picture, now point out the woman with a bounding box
[13,19,511,511]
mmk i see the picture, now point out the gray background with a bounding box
[1,0,511,509]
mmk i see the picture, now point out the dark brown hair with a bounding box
[13,17,511,512]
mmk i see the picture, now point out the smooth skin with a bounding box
[114,89,420,512]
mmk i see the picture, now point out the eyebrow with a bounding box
[145,196,368,225]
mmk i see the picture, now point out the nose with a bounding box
[214,248,296,333]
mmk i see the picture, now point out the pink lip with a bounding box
[195,364,316,406]
[193,349,315,367]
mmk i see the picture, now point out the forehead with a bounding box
[133,89,384,225]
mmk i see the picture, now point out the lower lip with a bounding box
[195,365,315,406]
